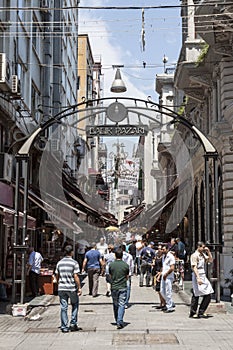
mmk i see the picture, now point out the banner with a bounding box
[118,158,140,189]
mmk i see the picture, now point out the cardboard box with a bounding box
[12,303,28,317]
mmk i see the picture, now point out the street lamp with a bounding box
[110,65,127,93]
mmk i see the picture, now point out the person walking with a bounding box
[27,247,43,297]
[55,245,82,333]
[82,242,103,297]
[109,248,129,329]
[189,241,214,318]
[104,244,115,297]
[128,240,136,273]
[96,237,108,258]
[120,244,134,308]
[176,237,186,260]
[160,243,175,313]
[139,241,156,287]
[152,245,166,309]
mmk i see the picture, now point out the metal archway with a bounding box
[12,97,220,303]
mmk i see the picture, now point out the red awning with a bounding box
[0,205,36,229]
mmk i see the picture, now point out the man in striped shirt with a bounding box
[55,245,82,333]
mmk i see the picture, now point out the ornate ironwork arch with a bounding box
[12,97,219,303]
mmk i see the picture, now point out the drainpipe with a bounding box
[42,7,52,122]
[53,0,62,117]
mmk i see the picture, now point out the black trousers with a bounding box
[190,290,211,316]
[29,270,39,297]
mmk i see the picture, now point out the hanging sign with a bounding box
[86,125,149,137]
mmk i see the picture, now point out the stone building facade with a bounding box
[174,0,233,293]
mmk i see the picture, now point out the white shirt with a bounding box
[162,251,175,279]
[122,251,134,276]
[29,251,43,274]
[96,242,108,256]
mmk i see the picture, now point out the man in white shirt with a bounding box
[120,244,134,308]
[96,237,108,258]
[28,247,43,297]
[160,244,175,313]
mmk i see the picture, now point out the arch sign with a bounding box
[12,97,219,302]
[16,97,218,240]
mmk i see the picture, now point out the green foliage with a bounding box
[177,96,189,116]
[195,43,209,66]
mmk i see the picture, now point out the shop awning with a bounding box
[26,190,79,231]
[0,205,36,229]
[120,203,145,225]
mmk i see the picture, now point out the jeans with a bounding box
[125,277,131,306]
[111,289,127,326]
[58,290,79,331]
[87,268,100,296]
[140,263,152,286]
[160,277,174,310]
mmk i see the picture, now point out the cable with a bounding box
[1,2,233,10]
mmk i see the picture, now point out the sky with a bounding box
[78,0,182,102]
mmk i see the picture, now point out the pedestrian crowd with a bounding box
[0,236,214,333]
[52,236,214,333]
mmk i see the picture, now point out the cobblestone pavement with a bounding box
[0,275,233,350]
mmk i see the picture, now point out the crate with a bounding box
[12,303,28,317]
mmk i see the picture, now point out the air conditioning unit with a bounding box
[0,53,11,91]
[0,153,13,182]
[11,75,21,95]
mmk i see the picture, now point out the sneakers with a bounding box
[198,313,209,319]
[161,306,167,311]
[61,329,69,333]
[70,325,82,332]
[116,323,124,329]
[163,309,175,313]
[189,313,198,318]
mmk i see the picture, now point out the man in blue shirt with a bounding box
[82,242,103,297]
[139,241,156,287]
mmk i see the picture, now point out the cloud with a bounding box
[79,3,147,100]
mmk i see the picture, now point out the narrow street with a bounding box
[0,275,232,350]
